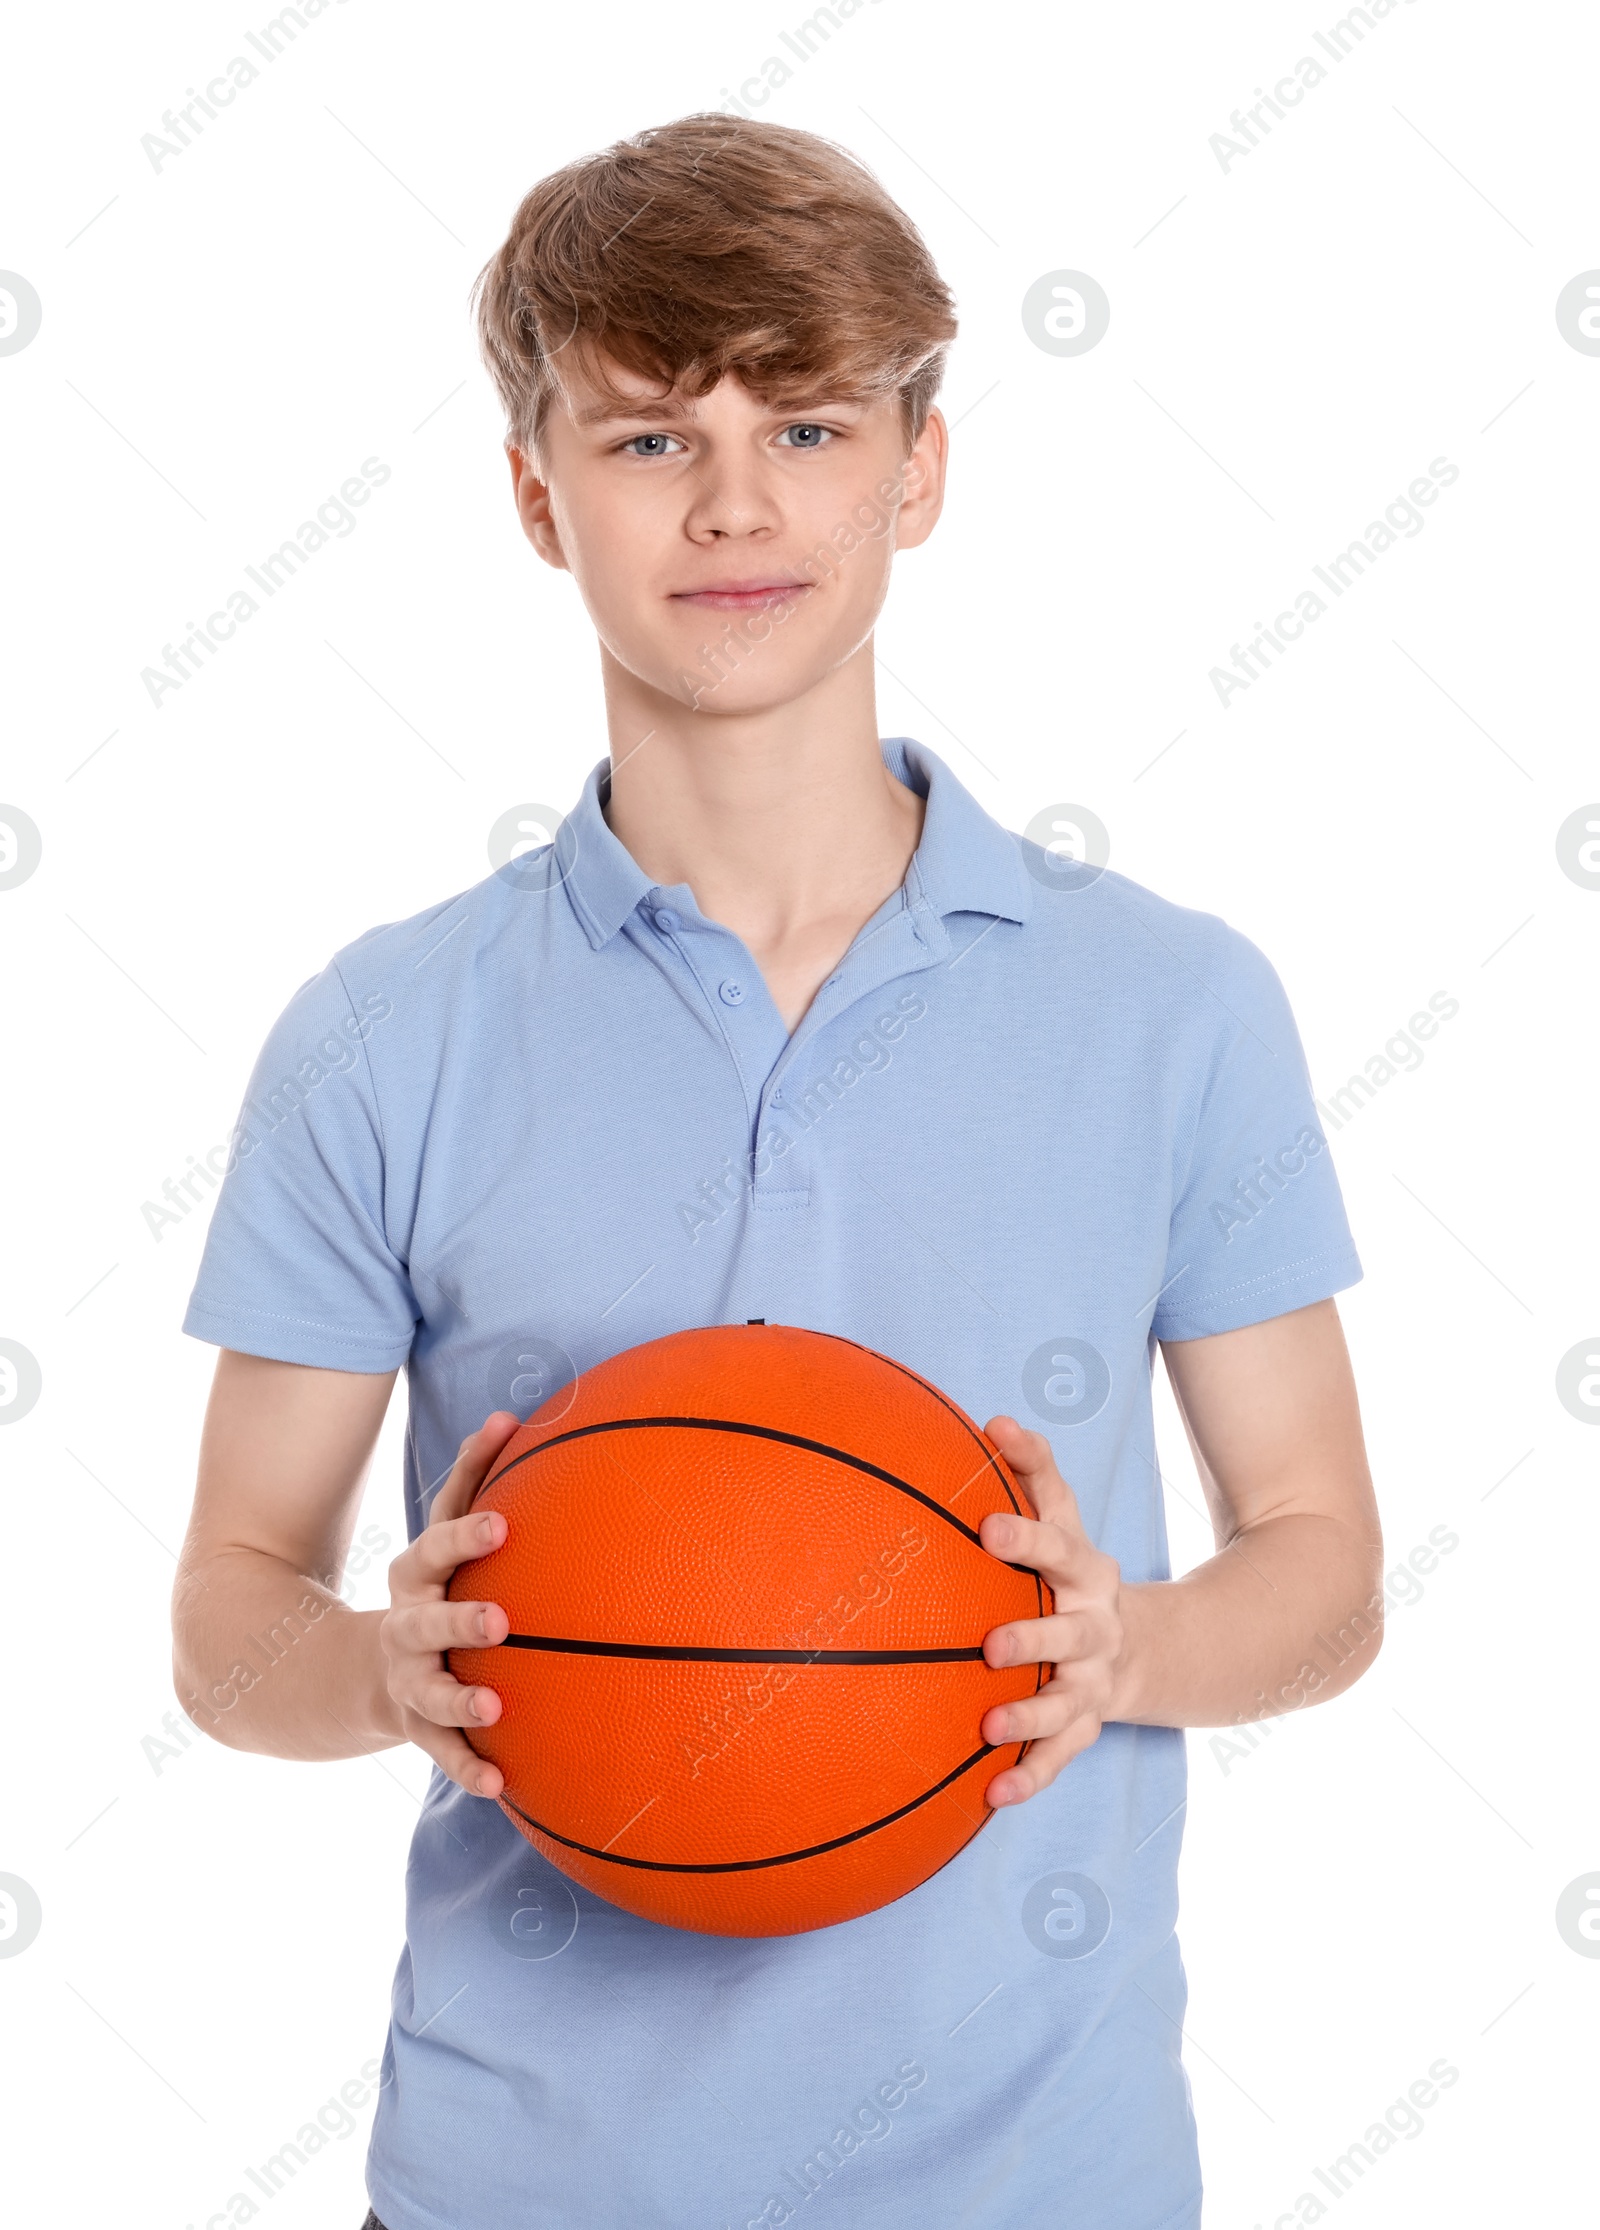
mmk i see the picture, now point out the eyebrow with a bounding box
[571,392,870,430]
[571,396,699,428]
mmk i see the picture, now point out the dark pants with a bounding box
[361,2215,385,2229]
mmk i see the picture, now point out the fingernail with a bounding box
[478,1517,496,1543]
[476,1609,491,1639]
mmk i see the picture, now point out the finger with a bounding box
[981,1660,1112,1745]
[385,1597,510,1656]
[980,1683,1081,1748]
[984,1714,1104,1807]
[405,1714,505,1800]
[404,1667,505,1732]
[394,1508,508,1601]
[979,1503,1076,1592]
[983,1605,1103,1669]
[428,1411,523,1529]
[983,1415,1085,1529]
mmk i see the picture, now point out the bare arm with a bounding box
[977,1297,1382,1804]
[171,1349,518,1792]
[1119,1292,1383,1724]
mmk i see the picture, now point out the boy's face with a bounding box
[508,353,947,715]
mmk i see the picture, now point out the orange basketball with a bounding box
[446,1322,1050,1937]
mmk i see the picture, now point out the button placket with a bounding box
[651,905,792,1151]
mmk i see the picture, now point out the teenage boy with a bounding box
[173,113,1382,2230]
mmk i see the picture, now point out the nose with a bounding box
[681,442,787,542]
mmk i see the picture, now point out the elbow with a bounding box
[1316,1561,1386,1700]
[169,1655,238,1746]
[170,1568,243,1747]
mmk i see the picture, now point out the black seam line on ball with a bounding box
[834,1338,1045,1625]
[832,1336,1026,1520]
[498,1742,1001,1873]
[499,1636,988,1663]
[728,1326,1042,1629]
[483,1416,987,1548]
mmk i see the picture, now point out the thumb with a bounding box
[428,1411,521,1527]
[984,1413,1085,1534]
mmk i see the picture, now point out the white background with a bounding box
[2,1,1596,2224]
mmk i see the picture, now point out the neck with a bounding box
[596,641,925,1028]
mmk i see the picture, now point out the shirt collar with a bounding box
[879,735,1033,929]
[559,734,1032,952]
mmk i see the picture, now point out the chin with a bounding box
[677,670,822,718]
[638,631,826,716]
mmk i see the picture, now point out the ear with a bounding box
[891,404,949,553]
[507,443,569,572]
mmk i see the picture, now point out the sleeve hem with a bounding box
[1152,1245,1364,1342]
[181,1301,414,1374]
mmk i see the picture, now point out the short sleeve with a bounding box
[1150,931,1363,1342]
[182,959,419,1371]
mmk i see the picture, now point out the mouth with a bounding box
[668,581,813,613]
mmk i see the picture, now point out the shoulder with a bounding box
[307,852,576,1018]
[232,855,582,1094]
[1011,841,1289,1018]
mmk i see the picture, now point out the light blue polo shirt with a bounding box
[184,737,1362,2230]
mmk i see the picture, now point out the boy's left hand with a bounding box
[976,1415,1125,1807]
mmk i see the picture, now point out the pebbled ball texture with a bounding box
[447,1322,1051,1937]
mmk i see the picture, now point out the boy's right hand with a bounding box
[379,1412,521,1797]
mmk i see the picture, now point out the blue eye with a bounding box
[621,432,682,456]
[778,423,832,448]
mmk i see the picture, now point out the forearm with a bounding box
[1108,1512,1383,1728]
[172,1548,404,1760]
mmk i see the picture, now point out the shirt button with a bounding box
[653,907,681,932]
[718,977,745,1006]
